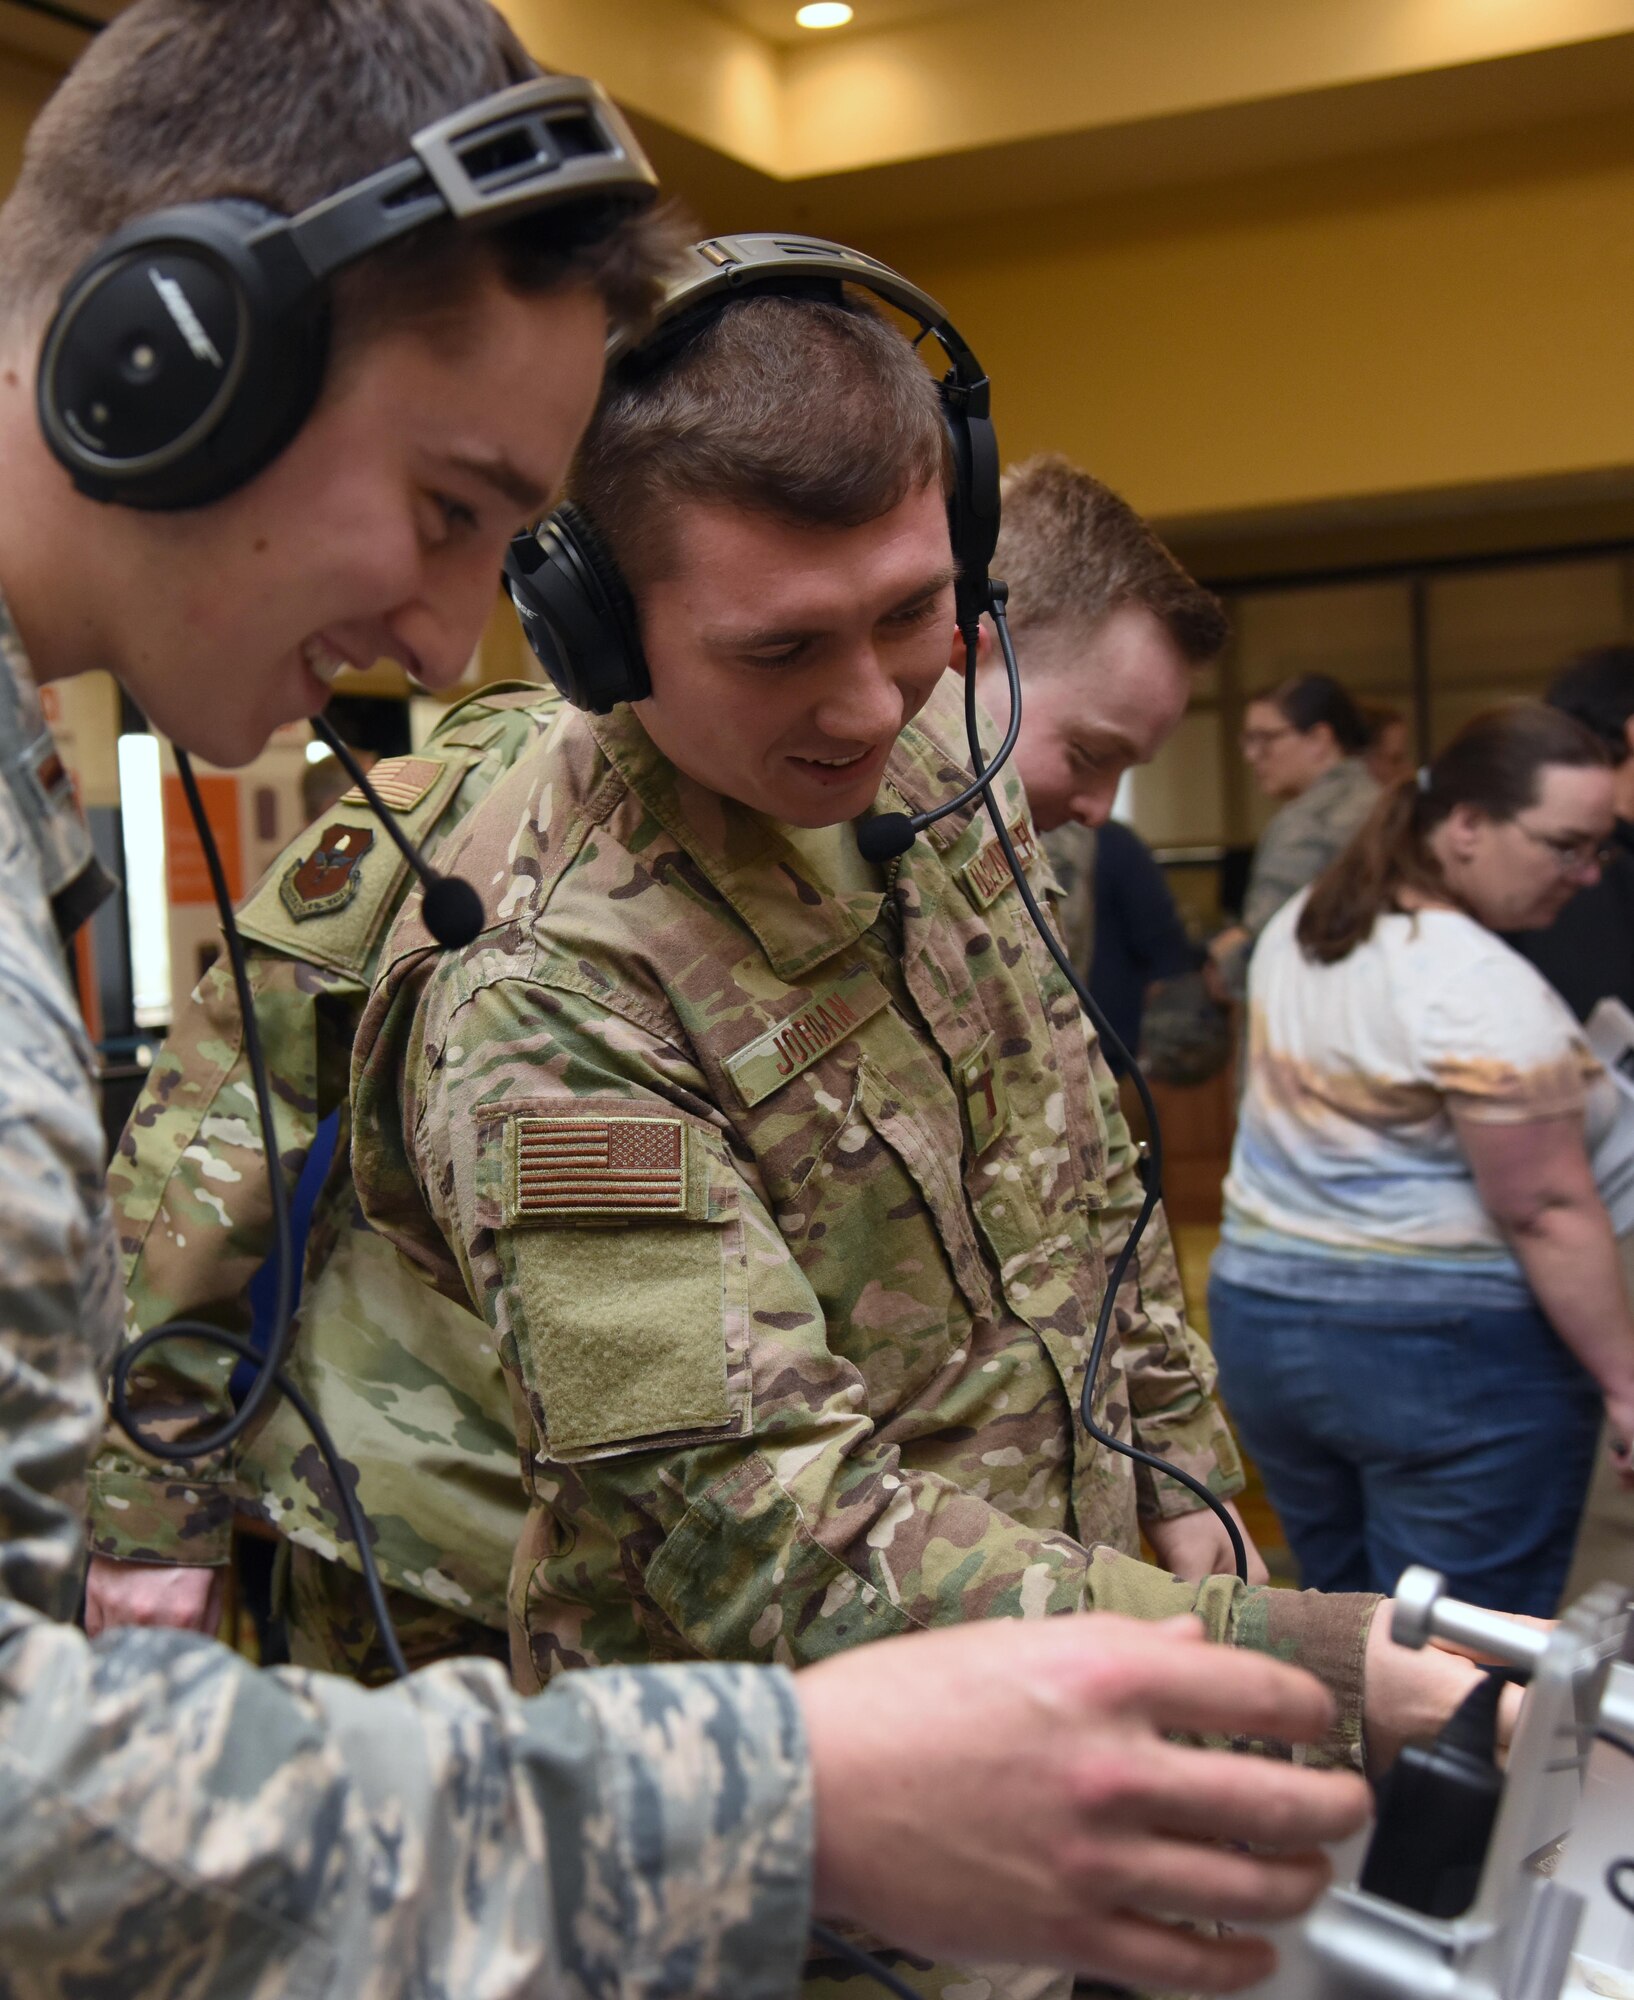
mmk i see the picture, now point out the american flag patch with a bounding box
[512,1116,688,1220]
[343,756,442,813]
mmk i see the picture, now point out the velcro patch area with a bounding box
[507,1115,693,1223]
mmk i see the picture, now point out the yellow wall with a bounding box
[861,107,1634,533]
[0,43,55,186]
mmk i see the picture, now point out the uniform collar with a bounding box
[0,592,116,941]
[586,675,987,983]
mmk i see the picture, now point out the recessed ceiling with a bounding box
[703,0,990,45]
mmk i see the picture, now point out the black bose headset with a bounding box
[36,75,657,510]
[502,233,1002,712]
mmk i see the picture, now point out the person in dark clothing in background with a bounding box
[1510,645,1634,1020]
[1089,820,1197,1073]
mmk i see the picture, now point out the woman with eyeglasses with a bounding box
[1209,674,1379,1000]
[1208,701,1634,1614]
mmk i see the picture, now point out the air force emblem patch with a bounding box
[279,821,376,921]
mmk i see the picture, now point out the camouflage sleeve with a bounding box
[0,979,124,1625]
[89,953,351,1568]
[402,972,1370,1762]
[0,1596,812,1998]
[1090,1039,1246,1521]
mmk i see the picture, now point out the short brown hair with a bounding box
[0,0,677,347]
[1298,700,1608,964]
[994,454,1227,666]
[572,290,954,589]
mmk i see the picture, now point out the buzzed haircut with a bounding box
[994,453,1228,666]
[0,0,679,349]
[572,291,954,589]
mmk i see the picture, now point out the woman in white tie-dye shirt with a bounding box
[1210,701,1634,1614]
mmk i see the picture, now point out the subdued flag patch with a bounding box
[343,755,442,813]
[511,1115,688,1220]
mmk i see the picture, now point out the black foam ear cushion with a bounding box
[37,202,329,511]
[505,502,649,713]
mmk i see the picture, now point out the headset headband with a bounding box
[280,76,658,283]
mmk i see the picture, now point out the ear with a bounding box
[954,618,994,677]
[1442,800,1487,858]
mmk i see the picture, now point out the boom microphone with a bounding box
[309,715,483,948]
[857,582,1022,864]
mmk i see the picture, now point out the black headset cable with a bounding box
[958,596,1248,1585]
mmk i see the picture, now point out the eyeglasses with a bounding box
[1513,820,1615,873]
[1239,725,1295,754]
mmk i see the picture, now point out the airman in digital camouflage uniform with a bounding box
[0,586,817,1995]
[86,683,554,1680]
[349,288,1394,1999]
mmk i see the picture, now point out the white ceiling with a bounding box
[703,0,991,46]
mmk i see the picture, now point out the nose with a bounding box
[811,644,909,746]
[1072,782,1117,830]
[388,541,507,691]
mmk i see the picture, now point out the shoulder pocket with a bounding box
[480,1104,749,1463]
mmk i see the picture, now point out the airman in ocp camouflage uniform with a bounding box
[88,683,557,1679]
[353,675,1378,1997]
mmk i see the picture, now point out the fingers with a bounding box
[1097,1636,1340,1746]
[1117,1743,1370,1854]
[1077,1834,1334,1924]
[1061,1909,1277,1997]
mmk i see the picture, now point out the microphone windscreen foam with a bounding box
[856,812,918,863]
[422,873,484,948]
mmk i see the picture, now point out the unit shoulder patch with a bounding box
[724,961,892,1109]
[278,821,376,922]
[960,814,1039,908]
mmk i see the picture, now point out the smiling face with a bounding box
[981,604,1194,832]
[631,478,957,826]
[36,272,607,766]
[1433,761,1616,931]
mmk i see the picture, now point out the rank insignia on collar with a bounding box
[279,822,376,921]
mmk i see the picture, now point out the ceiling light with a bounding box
[796,3,853,27]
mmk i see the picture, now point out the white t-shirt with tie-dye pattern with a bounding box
[1221,891,1634,1294]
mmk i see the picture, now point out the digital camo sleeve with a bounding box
[0,1599,812,2000]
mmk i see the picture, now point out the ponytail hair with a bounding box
[1297,700,1608,964]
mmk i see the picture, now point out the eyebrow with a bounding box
[706,564,959,652]
[1074,725,1142,759]
[447,451,550,517]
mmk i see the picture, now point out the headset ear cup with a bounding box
[503,501,648,713]
[942,393,1001,633]
[36,203,328,510]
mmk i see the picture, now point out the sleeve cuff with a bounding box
[86,1460,235,1566]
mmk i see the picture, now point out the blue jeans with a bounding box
[1207,1270,1602,1614]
